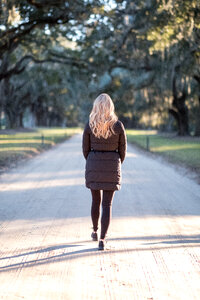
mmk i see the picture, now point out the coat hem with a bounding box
[86,182,121,191]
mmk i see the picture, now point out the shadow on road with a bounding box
[1,234,200,273]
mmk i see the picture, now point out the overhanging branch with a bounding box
[0,54,89,81]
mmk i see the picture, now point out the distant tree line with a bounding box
[0,0,199,135]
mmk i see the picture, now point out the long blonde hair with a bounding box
[89,93,118,139]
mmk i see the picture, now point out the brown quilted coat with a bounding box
[82,120,127,191]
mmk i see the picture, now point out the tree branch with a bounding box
[0,54,89,81]
[0,9,73,55]
[26,0,57,8]
[194,75,200,85]
[168,108,179,123]
[49,51,88,68]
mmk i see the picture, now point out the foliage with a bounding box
[0,0,199,135]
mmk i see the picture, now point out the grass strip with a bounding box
[0,127,81,172]
[126,129,200,173]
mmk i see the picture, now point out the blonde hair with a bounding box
[89,93,118,139]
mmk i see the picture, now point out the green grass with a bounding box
[0,127,81,170]
[126,129,200,172]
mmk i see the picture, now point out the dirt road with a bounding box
[0,133,200,300]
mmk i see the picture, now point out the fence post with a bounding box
[41,134,44,145]
[146,136,150,151]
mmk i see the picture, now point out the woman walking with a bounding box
[82,93,127,250]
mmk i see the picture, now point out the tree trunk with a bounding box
[193,76,200,136]
[169,73,189,136]
[6,109,18,129]
[19,112,24,128]
[195,96,200,136]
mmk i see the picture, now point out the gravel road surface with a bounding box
[0,133,200,300]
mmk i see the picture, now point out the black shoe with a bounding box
[98,240,105,250]
[91,232,98,241]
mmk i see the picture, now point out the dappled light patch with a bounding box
[0,139,55,145]
[0,177,84,191]
[151,144,200,152]
[0,147,40,153]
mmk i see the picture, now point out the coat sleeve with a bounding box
[118,121,127,163]
[82,122,90,159]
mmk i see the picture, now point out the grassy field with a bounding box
[126,130,200,173]
[0,127,81,172]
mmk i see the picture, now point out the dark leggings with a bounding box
[91,189,115,239]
